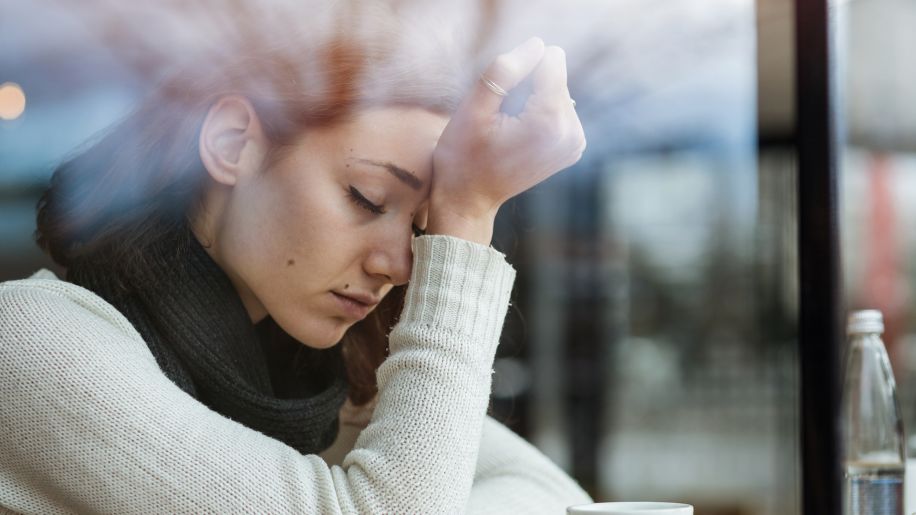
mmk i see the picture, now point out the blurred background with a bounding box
[2,0,913,513]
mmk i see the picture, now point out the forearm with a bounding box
[323,415,593,514]
[336,235,516,511]
[467,417,593,514]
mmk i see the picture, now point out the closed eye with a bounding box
[348,186,385,214]
[350,185,425,237]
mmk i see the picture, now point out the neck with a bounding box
[190,196,269,324]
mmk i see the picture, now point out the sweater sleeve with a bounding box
[0,235,515,514]
[319,415,594,514]
[467,417,593,514]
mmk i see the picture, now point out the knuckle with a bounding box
[573,126,586,149]
[574,144,586,161]
[564,120,584,144]
[557,118,582,145]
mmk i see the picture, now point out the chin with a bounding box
[309,337,345,350]
[268,305,352,349]
[287,321,351,350]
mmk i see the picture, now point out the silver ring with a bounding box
[480,75,508,97]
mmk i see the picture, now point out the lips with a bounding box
[334,291,381,307]
[331,291,379,320]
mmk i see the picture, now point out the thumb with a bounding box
[471,37,546,115]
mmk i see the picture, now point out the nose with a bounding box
[363,229,413,286]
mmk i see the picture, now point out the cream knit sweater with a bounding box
[0,235,591,514]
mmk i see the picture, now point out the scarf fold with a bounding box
[68,224,347,455]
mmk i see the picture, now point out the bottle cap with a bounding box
[847,309,884,335]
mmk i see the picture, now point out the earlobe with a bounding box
[199,95,267,186]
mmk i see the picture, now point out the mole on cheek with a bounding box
[287,259,295,266]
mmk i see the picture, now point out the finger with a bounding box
[472,37,546,114]
[531,45,570,104]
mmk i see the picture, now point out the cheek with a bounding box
[223,175,360,304]
[221,180,291,271]
[272,186,358,266]
[229,173,337,267]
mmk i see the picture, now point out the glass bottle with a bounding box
[843,309,906,515]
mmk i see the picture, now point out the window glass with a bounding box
[0,2,798,513]
[838,0,916,484]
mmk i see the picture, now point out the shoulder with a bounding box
[0,269,152,370]
[1,269,140,335]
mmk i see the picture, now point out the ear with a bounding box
[198,95,268,186]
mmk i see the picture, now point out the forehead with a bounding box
[332,107,448,184]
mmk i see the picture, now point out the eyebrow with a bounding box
[354,158,424,191]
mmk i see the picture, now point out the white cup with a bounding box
[567,502,693,515]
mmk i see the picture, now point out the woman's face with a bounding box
[204,107,448,348]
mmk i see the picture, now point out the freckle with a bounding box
[287,259,295,266]
[344,284,349,289]
[345,164,350,168]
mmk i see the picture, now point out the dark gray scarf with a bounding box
[67,224,347,455]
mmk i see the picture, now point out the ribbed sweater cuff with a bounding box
[395,235,516,354]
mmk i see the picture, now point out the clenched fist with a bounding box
[427,37,586,245]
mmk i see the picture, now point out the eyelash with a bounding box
[348,185,385,214]
[348,185,426,237]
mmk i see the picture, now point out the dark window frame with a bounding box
[795,0,843,512]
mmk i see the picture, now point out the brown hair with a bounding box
[35,7,470,405]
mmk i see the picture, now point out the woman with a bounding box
[0,4,588,512]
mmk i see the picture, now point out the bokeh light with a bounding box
[0,82,26,120]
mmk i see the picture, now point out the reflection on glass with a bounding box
[0,1,800,513]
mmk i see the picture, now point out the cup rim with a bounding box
[567,502,693,514]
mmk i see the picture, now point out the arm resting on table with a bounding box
[0,235,514,514]
[323,416,592,514]
[466,417,593,514]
